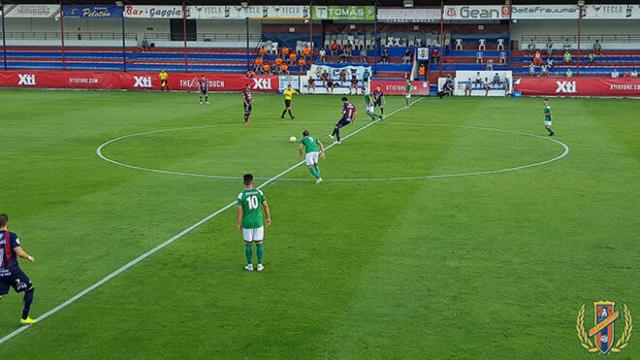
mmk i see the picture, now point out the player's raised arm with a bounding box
[298,142,304,160]
[262,200,271,226]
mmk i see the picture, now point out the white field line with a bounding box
[98,121,570,183]
[0,97,424,345]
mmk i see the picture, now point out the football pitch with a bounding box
[1,89,639,359]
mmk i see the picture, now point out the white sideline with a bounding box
[0,97,424,345]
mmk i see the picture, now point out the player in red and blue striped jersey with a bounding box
[199,75,209,105]
[328,97,356,144]
[0,214,37,325]
[242,84,253,125]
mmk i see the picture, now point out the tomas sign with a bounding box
[312,6,376,21]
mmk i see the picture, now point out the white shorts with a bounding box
[366,105,374,114]
[544,120,552,126]
[305,151,319,166]
[243,227,264,242]
[405,93,411,99]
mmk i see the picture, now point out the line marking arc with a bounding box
[0,98,424,345]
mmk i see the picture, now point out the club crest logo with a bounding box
[576,301,633,354]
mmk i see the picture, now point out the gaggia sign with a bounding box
[514,77,640,97]
[0,71,279,93]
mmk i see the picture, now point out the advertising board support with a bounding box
[245,17,250,71]
[59,0,65,70]
[1,3,6,70]
[439,0,444,75]
[182,0,188,71]
[120,4,126,72]
[576,3,584,75]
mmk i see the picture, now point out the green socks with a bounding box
[256,243,264,264]
[308,167,320,179]
[245,243,253,264]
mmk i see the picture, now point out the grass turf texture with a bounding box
[0,89,639,359]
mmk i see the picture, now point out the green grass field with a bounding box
[0,89,639,359]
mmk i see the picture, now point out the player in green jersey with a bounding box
[236,174,271,272]
[299,130,326,184]
[364,90,382,121]
[405,78,412,107]
[543,99,554,136]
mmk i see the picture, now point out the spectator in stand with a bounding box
[475,72,482,88]
[546,37,553,57]
[246,69,255,78]
[330,41,339,56]
[541,63,549,76]
[611,69,620,78]
[486,60,494,71]
[499,51,507,64]
[262,62,271,75]
[533,50,543,66]
[527,39,536,54]
[483,78,491,97]
[418,63,426,81]
[307,76,316,92]
[339,48,348,63]
[280,62,289,75]
[628,69,638,78]
[259,46,267,57]
[281,46,290,60]
[254,57,264,73]
[302,45,311,60]
[274,56,283,71]
[431,47,439,65]
[588,51,596,64]
[492,73,501,86]
[360,48,368,63]
[593,40,602,54]
[339,69,347,85]
[503,80,511,97]
[289,52,297,66]
[403,47,411,64]
[546,57,555,69]
[529,62,536,77]
[319,47,327,63]
[465,78,472,96]
[563,38,571,51]
[565,68,573,78]
[381,48,389,64]
[563,51,572,65]
[298,57,307,71]
[475,51,483,64]
[346,44,354,60]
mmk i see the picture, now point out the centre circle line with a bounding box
[96,123,570,182]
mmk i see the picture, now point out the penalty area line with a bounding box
[0,97,425,345]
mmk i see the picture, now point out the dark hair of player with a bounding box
[544,98,549,101]
[243,174,253,185]
[0,214,8,228]
[302,130,309,136]
[341,97,348,101]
